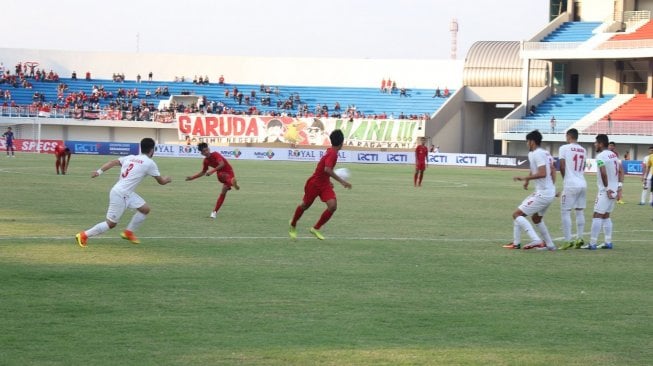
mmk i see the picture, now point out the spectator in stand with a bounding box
[148,71,153,82]
[71,71,77,80]
[204,75,210,84]
[400,87,407,97]
[0,62,4,75]
[386,78,392,93]
[391,80,397,93]
[218,75,225,85]
[443,87,450,97]
[432,87,441,98]
[381,78,386,93]
[137,74,141,83]
[85,71,91,81]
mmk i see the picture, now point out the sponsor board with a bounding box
[486,155,530,169]
[67,140,138,155]
[623,160,643,175]
[0,139,63,153]
[428,153,486,167]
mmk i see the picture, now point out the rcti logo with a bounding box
[357,153,379,162]
[386,154,408,162]
[456,155,477,164]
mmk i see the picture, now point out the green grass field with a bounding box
[1,153,651,365]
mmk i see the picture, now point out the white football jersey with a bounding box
[558,143,587,188]
[112,154,161,194]
[595,149,620,192]
[529,147,556,196]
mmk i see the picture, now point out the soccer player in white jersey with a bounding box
[582,134,622,249]
[75,138,172,247]
[558,128,587,250]
[503,130,557,251]
[639,146,653,205]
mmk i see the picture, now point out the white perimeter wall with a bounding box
[0,48,463,89]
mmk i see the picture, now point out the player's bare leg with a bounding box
[311,199,337,240]
[231,177,240,190]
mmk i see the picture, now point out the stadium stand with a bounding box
[610,20,653,40]
[584,94,653,134]
[541,21,602,42]
[1,77,450,120]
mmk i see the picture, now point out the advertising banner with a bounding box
[623,160,643,175]
[0,139,63,153]
[486,155,530,169]
[177,114,424,148]
[67,141,139,155]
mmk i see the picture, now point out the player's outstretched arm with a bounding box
[92,159,121,178]
[325,166,352,189]
[155,175,172,185]
[185,170,206,181]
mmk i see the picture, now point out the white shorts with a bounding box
[593,191,616,215]
[106,188,145,223]
[518,192,555,217]
[560,186,587,210]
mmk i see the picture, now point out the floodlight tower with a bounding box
[450,18,459,60]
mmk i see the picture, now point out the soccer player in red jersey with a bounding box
[414,136,428,187]
[185,142,240,219]
[289,129,352,240]
[54,143,71,175]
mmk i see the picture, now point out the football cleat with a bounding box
[580,244,597,250]
[309,227,325,240]
[502,243,521,249]
[560,241,575,250]
[209,211,217,219]
[574,238,585,249]
[523,241,546,250]
[120,230,140,244]
[597,242,613,249]
[75,232,88,248]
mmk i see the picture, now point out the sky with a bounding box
[1,0,550,60]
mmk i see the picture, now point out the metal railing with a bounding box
[495,118,653,136]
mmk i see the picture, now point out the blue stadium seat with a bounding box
[541,22,601,42]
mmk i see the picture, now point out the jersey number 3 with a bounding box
[121,163,135,178]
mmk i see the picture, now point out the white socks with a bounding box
[575,210,585,241]
[561,209,572,241]
[603,218,613,243]
[515,216,541,243]
[535,221,555,248]
[590,218,602,245]
[86,221,110,238]
[126,211,147,232]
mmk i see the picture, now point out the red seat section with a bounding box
[584,94,653,135]
[611,21,653,40]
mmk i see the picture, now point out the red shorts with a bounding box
[302,178,336,205]
[217,171,234,187]
[416,162,426,171]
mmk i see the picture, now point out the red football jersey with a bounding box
[203,151,234,177]
[415,145,428,164]
[310,147,338,186]
[54,144,68,156]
